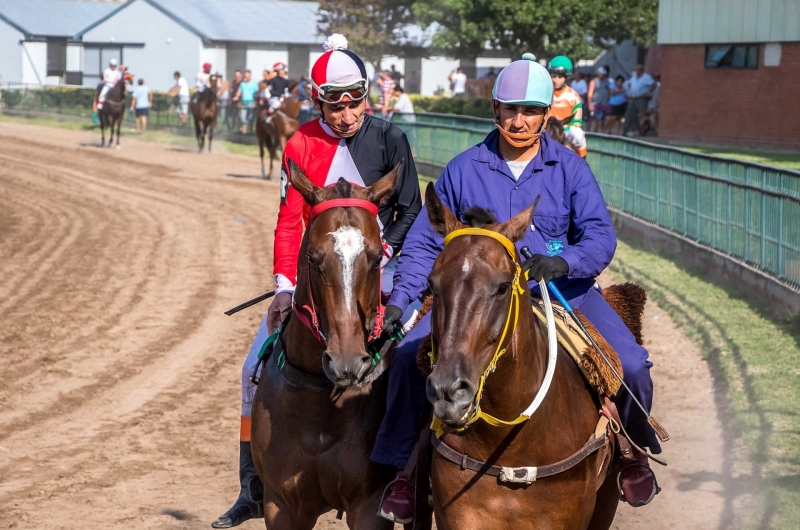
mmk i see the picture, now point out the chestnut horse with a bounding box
[251,162,417,529]
[190,74,220,152]
[98,74,131,148]
[256,97,301,179]
[422,184,619,529]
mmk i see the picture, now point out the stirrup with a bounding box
[617,461,660,507]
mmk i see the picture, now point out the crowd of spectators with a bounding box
[581,64,660,136]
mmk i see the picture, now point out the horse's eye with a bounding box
[497,282,510,296]
[373,255,383,269]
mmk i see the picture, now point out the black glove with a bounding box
[382,304,404,333]
[524,255,569,284]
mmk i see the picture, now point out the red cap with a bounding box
[203,62,211,70]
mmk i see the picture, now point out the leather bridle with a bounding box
[292,198,385,346]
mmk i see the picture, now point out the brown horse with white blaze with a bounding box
[250,161,417,529]
[423,183,619,529]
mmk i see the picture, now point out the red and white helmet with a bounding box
[273,61,286,72]
[310,34,368,104]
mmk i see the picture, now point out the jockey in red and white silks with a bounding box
[211,34,422,529]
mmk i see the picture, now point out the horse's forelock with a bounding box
[463,206,498,228]
[331,178,354,199]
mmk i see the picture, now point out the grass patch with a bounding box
[609,239,800,529]
[683,147,800,172]
[0,113,96,131]
[647,137,800,171]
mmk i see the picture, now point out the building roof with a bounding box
[0,0,118,38]
[78,0,323,44]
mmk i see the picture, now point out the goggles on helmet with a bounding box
[548,66,568,76]
[313,79,368,104]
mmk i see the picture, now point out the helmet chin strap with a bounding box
[494,116,547,149]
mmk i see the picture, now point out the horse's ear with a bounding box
[498,196,540,243]
[561,114,574,127]
[425,183,463,236]
[288,159,326,206]
[366,161,401,206]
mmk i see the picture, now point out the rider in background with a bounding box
[374,53,662,524]
[196,62,212,92]
[266,62,290,117]
[96,58,121,110]
[211,33,422,529]
[548,55,588,157]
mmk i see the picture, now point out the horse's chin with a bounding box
[433,401,474,430]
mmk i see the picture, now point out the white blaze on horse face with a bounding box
[328,226,365,312]
[462,257,470,273]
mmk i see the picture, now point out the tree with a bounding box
[413,0,658,60]
[317,0,418,71]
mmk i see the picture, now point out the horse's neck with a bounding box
[481,301,547,422]
[283,265,326,375]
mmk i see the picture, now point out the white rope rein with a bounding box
[520,279,558,418]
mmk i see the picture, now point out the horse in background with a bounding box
[255,96,301,179]
[98,73,132,148]
[190,74,221,153]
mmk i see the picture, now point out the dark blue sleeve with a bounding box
[558,160,617,278]
[387,167,458,312]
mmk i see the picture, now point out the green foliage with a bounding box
[1,86,184,113]
[407,94,493,118]
[317,0,419,69]
[414,0,658,59]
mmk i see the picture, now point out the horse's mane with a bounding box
[463,206,498,227]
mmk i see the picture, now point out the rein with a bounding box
[292,198,386,349]
[429,227,558,437]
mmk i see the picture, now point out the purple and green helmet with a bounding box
[492,53,553,107]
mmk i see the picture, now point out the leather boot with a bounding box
[211,442,264,528]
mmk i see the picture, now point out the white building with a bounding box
[75,0,324,90]
[0,0,116,85]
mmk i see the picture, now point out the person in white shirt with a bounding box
[449,67,467,97]
[196,62,212,92]
[570,71,589,99]
[97,58,122,110]
[623,64,655,136]
[391,86,415,123]
[167,70,191,125]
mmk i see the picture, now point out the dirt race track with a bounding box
[0,122,737,529]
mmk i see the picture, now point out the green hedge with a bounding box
[408,95,493,118]
[369,92,493,119]
[1,86,185,113]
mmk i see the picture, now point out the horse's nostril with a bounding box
[449,379,475,403]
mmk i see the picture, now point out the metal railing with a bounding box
[392,113,800,290]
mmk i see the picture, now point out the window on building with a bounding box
[705,44,758,69]
[47,38,67,77]
[82,45,123,87]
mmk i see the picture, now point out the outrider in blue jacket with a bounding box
[372,131,660,472]
[388,130,617,311]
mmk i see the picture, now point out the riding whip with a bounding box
[224,290,276,316]
[520,246,669,444]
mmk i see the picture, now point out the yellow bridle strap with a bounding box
[430,228,528,436]
[444,228,518,262]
